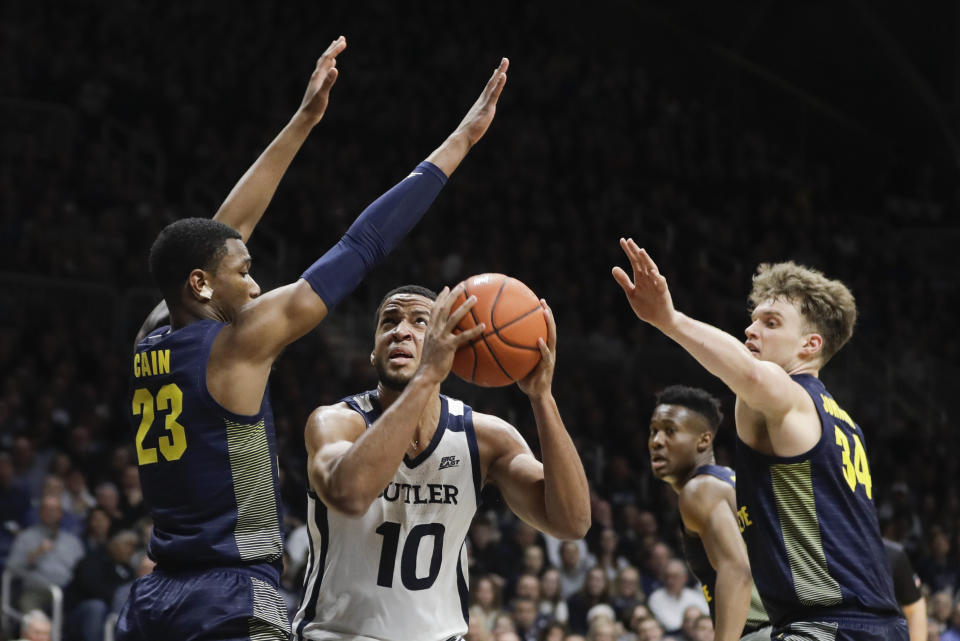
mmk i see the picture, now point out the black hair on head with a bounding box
[148,218,242,301]
[655,384,723,432]
[374,284,438,327]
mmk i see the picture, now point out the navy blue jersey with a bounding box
[735,374,899,629]
[130,321,283,570]
[680,465,768,632]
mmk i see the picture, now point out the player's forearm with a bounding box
[712,563,753,641]
[424,131,475,178]
[902,598,927,641]
[300,162,447,310]
[324,376,438,515]
[213,112,316,242]
[531,393,591,539]
[662,313,772,407]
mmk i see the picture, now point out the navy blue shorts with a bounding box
[116,566,290,641]
[774,617,908,641]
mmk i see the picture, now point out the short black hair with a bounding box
[373,284,438,327]
[148,218,242,301]
[654,385,723,432]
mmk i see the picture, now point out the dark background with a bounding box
[2,0,958,610]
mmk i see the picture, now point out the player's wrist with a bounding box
[290,109,321,131]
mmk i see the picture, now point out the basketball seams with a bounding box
[454,273,544,386]
[490,305,544,351]
[463,279,513,383]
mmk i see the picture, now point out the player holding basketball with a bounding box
[647,384,769,641]
[293,285,590,641]
[613,239,905,641]
[117,42,510,641]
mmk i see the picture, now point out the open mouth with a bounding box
[746,342,760,355]
[388,347,413,363]
[650,455,667,470]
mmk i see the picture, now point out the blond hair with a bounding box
[749,261,856,365]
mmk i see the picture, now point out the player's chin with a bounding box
[379,371,412,392]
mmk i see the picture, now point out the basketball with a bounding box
[450,273,548,387]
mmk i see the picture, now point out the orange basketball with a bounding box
[450,273,547,387]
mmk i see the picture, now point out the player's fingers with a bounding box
[320,67,339,92]
[482,58,509,98]
[430,286,453,319]
[540,299,557,351]
[611,266,634,292]
[455,322,485,345]
[319,36,347,63]
[446,295,477,332]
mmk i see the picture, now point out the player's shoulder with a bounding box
[306,401,366,443]
[681,473,733,502]
[678,473,734,525]
[472,411,531,454]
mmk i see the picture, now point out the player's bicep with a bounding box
[481,417,550,530]
[230,280,329,361]
[305,405,363,500]
[699,497,751,573]
[741,360,806,417]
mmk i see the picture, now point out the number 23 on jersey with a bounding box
[133,384,187,465]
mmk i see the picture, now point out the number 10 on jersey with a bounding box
[376,521,446,590]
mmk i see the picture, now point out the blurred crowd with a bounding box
[2,2,958,641]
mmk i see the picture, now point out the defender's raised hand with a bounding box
[298,36,347,125]
[417,286,485,384]
[452,58,509,146]
[612,238,679,331]
[426,58,509,176]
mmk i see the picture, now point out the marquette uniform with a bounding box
[735,374,905,641]
[294,390,481,641]
[679,465,769,636]
[117,321,289,641]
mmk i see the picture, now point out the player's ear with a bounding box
[802,332,824,357]
[697,430,713,453]
[188,269,213,302]
[369,351,375,367]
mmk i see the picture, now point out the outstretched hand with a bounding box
[451,58,509,147]
[417,286,486,385]
[611,238,678,331]
[517,300,557,399]
[298,36,347,125]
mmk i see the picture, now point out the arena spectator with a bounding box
[646,560,708,634]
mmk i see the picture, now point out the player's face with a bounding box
[209,239,260,319]
[648,404,709,484]
[371,294,433,391]
[744,298,814,371]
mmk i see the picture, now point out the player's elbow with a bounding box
[551,515,591,541]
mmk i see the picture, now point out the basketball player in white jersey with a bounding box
[293,284,591,641]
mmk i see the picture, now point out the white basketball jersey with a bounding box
[293,391,481,641]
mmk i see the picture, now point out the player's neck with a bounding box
[377,383,443,449]
[169,300,228,329]
[675,452,716,490]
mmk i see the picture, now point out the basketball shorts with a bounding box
[115,565,290,641]
[773,616,908,641]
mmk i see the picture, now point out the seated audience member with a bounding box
[471,575,505,633]
[17,608,52,641]
[567,567,612,634]
[66,529,137,641]
[646,560,707,633]
[610,565,644,624]
[6,493,84,611]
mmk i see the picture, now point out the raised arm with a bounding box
[679,477,753,641]
[480,303,591,540]
[213,36,346,241]
[306,288,485,516]
[134,38,346,345]
[224,59,509,362]
[611,238,801,418]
